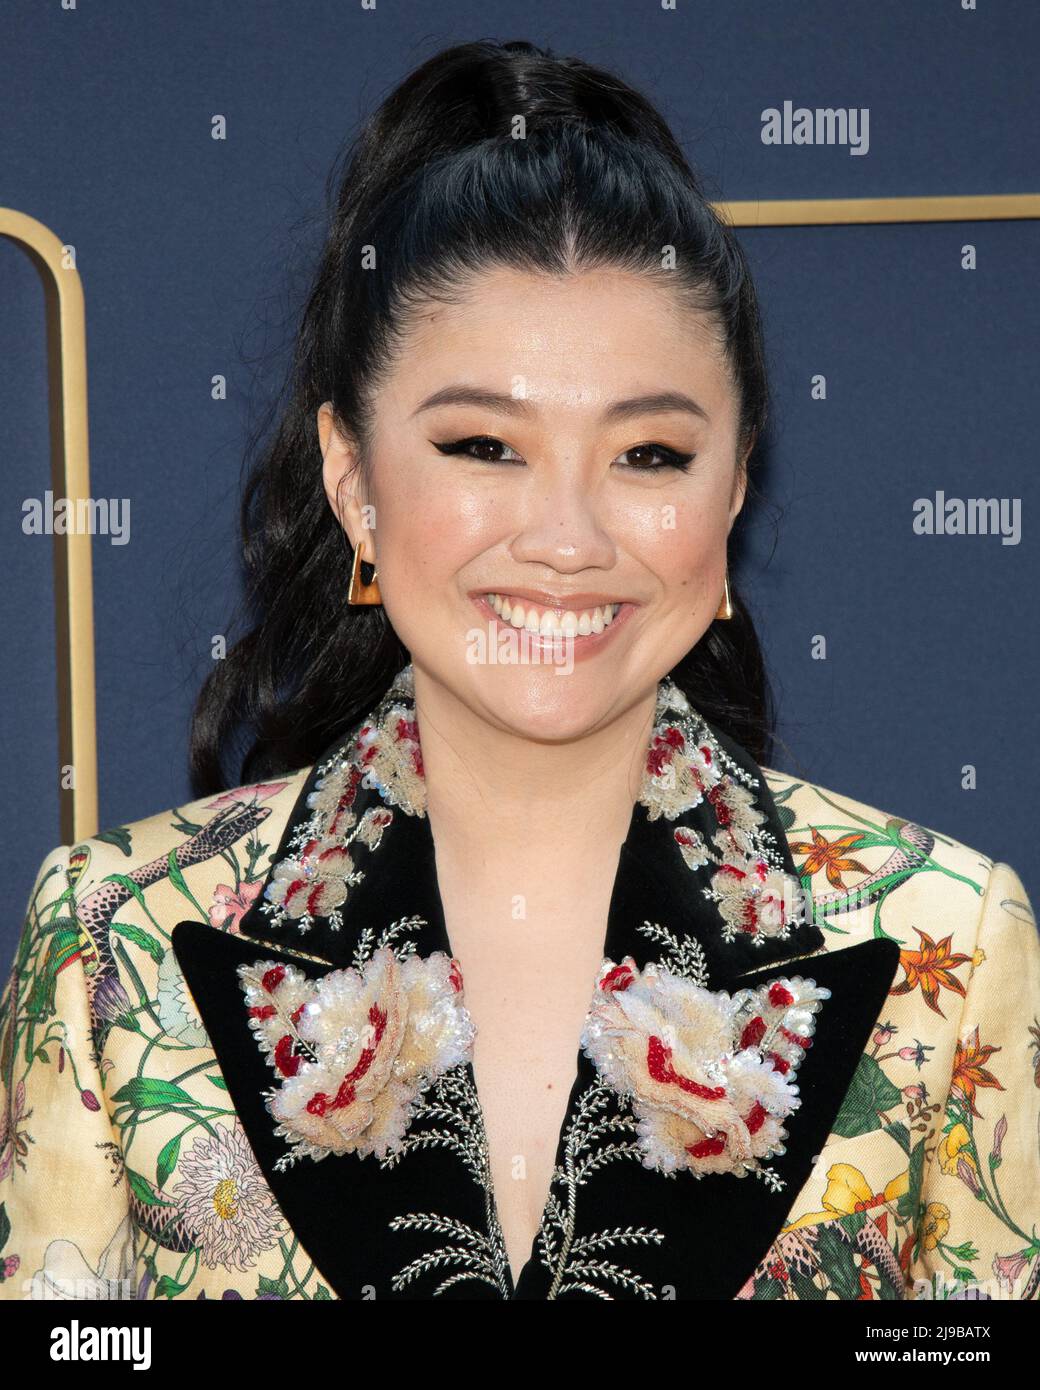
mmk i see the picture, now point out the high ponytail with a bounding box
[189,40,776,793]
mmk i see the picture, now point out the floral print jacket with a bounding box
[1,664,1037,1301]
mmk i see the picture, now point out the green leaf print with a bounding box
[112,1076,196,1110]
[111,921,165,964]
[833,1055,903,1137]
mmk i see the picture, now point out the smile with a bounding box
[484,592,621,637]
[469,590,638,659]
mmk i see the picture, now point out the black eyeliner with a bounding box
[430,436,695,471]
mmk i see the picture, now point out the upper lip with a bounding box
[473,587,635,610]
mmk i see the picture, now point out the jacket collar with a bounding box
[234,662,827,983]
[173,665,900,1299]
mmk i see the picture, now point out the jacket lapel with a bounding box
[174,768,504,1300]
[506,717,900,1299]
[173,670,901,1300]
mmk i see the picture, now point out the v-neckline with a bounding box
[425,796,641,1297]
[226,663,834,1299]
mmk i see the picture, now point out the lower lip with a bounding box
[469,594,637,662]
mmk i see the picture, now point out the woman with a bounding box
[2,40,1037,1302]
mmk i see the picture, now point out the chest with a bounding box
[432,863,620,1282]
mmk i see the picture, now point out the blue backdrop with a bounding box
[3,0,1037,952]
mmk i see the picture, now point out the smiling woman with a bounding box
[316,262,746,722]
[2,39,1038,1305]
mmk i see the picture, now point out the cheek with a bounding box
[613,493,728,590]
[367,463,500,591]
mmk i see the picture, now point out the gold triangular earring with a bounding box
[715,571,733,621]
[348,542,382,606]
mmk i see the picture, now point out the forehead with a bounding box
[378,265,733,417]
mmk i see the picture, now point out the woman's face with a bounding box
[320,265,748,742]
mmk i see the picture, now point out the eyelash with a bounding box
[431,435,695,472]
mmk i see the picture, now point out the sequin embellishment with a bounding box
[258,666,424,934]
[638,679,806,944]
[582,956,830,1180]
[259,664,806,949]
[238,939,475,1171]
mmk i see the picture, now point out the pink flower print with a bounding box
[205,782,290,810]
[993,1250,1028,1294]
[209,881,263,935]
[0,1079,30,1181]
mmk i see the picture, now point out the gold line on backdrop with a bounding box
[0,208,97,846]
[1,193,1037,841]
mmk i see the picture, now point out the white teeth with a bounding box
[484,593,620,636]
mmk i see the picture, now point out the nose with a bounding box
[507,464,617,574]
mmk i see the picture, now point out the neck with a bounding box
[411,668,659,852]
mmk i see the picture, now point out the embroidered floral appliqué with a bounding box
[238,915,511,1295]
[582,957,830,1179]
[259,667,424,935]
[238,939,475,1171]
[638,679,805,945]
[258,664,805,951]
[242,664,819,1297]
[532,922,829,1298]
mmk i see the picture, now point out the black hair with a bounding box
[189,39,776,794]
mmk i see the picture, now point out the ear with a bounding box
[317,402,374,562]
[729,446,751,526]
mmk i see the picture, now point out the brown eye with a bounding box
[623,445,659,468]
[470,438,511,462]
[432,436,524,464]
[616,443,695,472]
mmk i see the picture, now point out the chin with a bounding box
[466,661,628,742]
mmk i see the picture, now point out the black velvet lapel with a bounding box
[172,688,902,1300]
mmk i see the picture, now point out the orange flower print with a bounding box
[889,927,973,1018]
[951,1026,1005,1118]
[788,827,868,891]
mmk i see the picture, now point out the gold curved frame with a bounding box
[1,208,97,845]
[2,193,1037,840]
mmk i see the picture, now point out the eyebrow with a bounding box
[411,386,710,423]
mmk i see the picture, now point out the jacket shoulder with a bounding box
[760,764,997,948]
[63,765,312,934]
[762,765,995,875]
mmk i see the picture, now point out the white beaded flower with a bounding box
[710,846,805,944]
[238,946,475,1170]
[581,956,830,1179]
[638,686,806,946]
